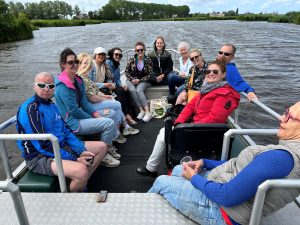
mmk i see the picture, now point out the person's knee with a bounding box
[73,164,89,180]
[172,165,183,176]
[94,141,108,155]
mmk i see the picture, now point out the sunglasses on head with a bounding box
[136,48,144,53]
[218,51,233,57]
[114,53,123,58]
[35,82,56,90]
[205,69,220,75]
[190,55,200,61]
[66,60,79,65]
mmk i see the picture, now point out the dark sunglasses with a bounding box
[136,49,144,53]
[35,82,56,89]
[283,108,300,123]
[190,55,200,61]
[205,69,220,75]
[114,53,123,58]
[218,51,233,57]
[66,60,79,65]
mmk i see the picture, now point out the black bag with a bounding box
[166,104,185,119]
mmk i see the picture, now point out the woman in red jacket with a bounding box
[137,60,240,177]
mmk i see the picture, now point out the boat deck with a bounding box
[87,117,167,193]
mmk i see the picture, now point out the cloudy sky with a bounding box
[10,0,300,14]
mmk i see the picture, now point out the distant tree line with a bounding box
[88,0,190,20]
[237,11,300,25]
[0,0,33,42]
[8,0,81,19]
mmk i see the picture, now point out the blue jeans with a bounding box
[148,165,226,225]
[176,84,185,96]
[168,73,185,95]
[92,99,125,124]
[76,117,116,145]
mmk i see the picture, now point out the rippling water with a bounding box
[0,20,299,178]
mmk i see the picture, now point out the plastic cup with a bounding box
[180,156,192,165]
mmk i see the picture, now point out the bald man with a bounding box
[150,102,300,224]
[16,72,107,192]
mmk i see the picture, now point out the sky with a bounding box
[10,0,300,14]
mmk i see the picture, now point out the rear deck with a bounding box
[87,118,166,193]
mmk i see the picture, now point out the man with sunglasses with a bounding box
[217,44,258,101]
[149,101,300,225]
[16,72,107,192]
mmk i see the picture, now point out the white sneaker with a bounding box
[108,146,121,159]
[137,111,146,120]
[102,154,120,167]
[142,112,153,122]
[114,134,126,144]
[122,127,140,136]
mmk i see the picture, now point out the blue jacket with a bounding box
[226,63,255,93]
[106,59,122,87]
[16,94,85,161]
[55,70,96,132]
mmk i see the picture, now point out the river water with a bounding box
[0,20,299,179]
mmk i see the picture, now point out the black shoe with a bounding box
[167,94,176,105]
[136,167,158,178]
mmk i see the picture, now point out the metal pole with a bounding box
[0,181,30,225]
[0,140,13,180]
[50,135,67,192]
[240,92,281,120]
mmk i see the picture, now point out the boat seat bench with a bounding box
[17,170,58,192]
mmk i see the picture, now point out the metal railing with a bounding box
[221,128,278,160]
[0,133,67,193]
[249,179,300,225]
[0,181,29,225]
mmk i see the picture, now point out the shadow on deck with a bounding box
[87,118,167,193]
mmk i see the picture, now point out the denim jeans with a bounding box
[168,73,185,95]
[76,117,116,145]
[148,165,226,225]
[176,84,185,96]
[92,99,125,124]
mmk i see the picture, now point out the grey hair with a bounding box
[178,41,190,52]
[34,72,54,82]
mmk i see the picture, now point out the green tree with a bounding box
[73,4,81,18]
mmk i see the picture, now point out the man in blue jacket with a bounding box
[217,44,258,101]
[16,72,107,192]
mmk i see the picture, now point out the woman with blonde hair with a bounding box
[175,48,208,105]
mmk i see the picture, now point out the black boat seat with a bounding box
[17,170,58,192]
[165,117,231,169]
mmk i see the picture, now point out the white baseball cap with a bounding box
[94,47,106,55]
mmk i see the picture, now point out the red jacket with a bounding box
[175,85,240,124]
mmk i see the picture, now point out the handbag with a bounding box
[187,67,199,102]
[150,98,172,118]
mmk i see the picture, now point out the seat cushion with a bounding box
[17,170,58,192]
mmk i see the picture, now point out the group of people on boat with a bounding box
[14,35,300,225]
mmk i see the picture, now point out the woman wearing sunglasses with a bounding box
[148,36,177,86]
[106,47,138,126]
[136,60,240,178]
[125,41,153,122]
[55,48,120,168]
[175,48,208,105]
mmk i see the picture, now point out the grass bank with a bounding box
[31,19,103,28]
[0,13,33,43]
[237,12,300,25]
